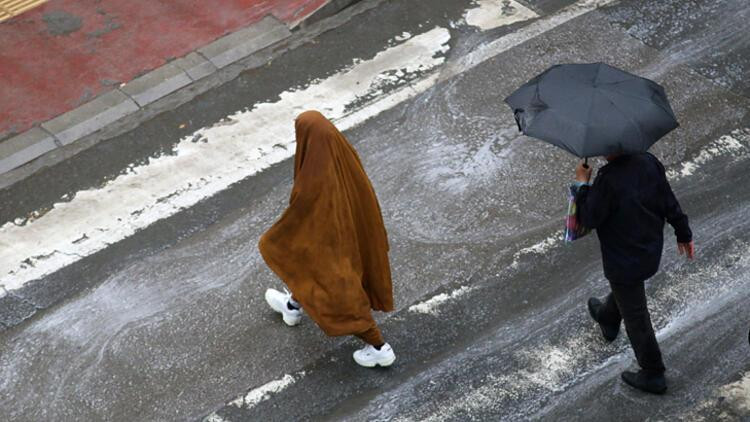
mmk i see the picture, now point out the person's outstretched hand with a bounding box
[678,241,695,260]
[576,161,592,183]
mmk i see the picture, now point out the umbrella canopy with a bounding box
[504,62,679,158]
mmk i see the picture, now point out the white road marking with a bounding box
[682,371,750,420]
[203,413,231,422]
[666,128,749,181]
[229,372,302,409]
[409,285,475,315]
[510,230,564,269]
[0,0,614,294]
[716,372,750,414]
[464,0,538,31]
[517,231,562,254]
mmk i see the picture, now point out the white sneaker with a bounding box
[265,288,302,326]
[353,343,395,368]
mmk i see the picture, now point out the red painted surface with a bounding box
[0,0,328,138]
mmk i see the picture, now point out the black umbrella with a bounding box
[505,62,679,159]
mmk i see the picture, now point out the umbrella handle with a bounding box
[514,110,523,132]
[583,157,589,169]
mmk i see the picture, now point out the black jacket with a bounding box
[576,153,692,284]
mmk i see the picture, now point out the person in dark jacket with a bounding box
[575,152,694,395]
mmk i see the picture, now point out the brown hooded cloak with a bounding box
[258,110,393,338]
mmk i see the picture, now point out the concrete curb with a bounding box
[0,127,57,174]
[41,90,140,146]
[121,61,194,107]
[198,16,292,69]
[0,1,363,180]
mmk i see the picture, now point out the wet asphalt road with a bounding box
[1,0,750,421]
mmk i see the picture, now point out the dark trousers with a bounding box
[599,280,666,375]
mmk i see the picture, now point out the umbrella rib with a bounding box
[597,85,676,120]
[598,90,647,151]
[580,82,597,158]
[596,84,654,103]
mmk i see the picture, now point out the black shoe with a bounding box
[587,297,619,342]
[621,370,667,395]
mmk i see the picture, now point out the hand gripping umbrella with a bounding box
[505,62,679,162]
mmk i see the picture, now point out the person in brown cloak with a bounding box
[259,110,396,368]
